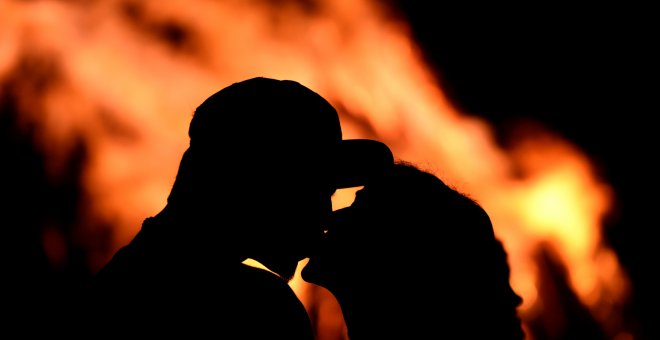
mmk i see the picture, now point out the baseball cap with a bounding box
[188,77,393,189]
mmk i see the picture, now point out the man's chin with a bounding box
[300,262,320,284]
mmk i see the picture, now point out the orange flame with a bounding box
[1,0,630,338]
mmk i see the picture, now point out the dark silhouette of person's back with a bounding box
[86,77,394,338]
[302,161,524,339]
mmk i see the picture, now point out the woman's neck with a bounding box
[335,287,404,339]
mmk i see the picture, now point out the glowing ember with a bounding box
[1,0,630,338]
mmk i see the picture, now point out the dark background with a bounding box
[387,2,657,339]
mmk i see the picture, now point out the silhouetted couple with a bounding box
[90,77,524,339]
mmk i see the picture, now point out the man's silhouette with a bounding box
[89,77,394,338]
[302,161,525,339]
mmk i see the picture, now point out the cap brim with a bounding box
[333,139,394,189]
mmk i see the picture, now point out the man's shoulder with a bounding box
[230,263,314,339]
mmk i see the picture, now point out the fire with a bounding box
[1,0,630,339]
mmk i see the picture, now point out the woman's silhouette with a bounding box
[302,161,525,339]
